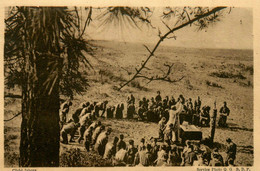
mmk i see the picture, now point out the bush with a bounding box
[206,80,223,88]
[60,148,113,167]
[209,71,246,79]
[130,80,149,91]
[5,152,19,167]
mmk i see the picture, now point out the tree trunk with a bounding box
[19,40,60,167]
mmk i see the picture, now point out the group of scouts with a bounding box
[58,90,234,166]
[130,91,230,128]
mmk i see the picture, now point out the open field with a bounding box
[4,40,253,167]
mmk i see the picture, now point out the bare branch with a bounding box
[143,45,152,53]
[166,35,177,40]
[118,7,227,90]
[161,19,171,31]
[4,112,22,122]
[4,93,22,98]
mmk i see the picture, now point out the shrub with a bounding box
[209,71,246,79]
[206,80,223,88]
[60,148,112,167]
[4,152,19,167]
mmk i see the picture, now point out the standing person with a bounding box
[117,134,127,151]
[127,103,135,119]
[169,96,175,107]
[103,136,119,159]
[164,123,175,145]
[100,100,108,118]
[218,102,230,127]
[83,126,94,151]
[59,100,72,129]
[115,103,124,119]
[155,91,162,104]
[187,98,193,123]
[158,117,167,141]
[127,139,138,166]
[225,138,237,166]
[138,105,145,121]
[60,122,80,144]
[197,96,202,110]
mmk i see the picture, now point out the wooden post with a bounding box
[210,101,217,146]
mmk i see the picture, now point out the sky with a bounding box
[85,7,253,50]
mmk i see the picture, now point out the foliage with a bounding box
[161,7,226,30]
[4,7,94,98]
[205,80,223,88]
[209,71,246,79]
[60,148,112,167]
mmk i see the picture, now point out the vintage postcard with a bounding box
[0,0,259,171]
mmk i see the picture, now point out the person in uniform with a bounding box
[138,104,145,121]
[100,100,109,118]
[218,102,230,127]
[72,103,86,123]
[115,103,124,119]
[113,146,128,166]
[127,103,135,119]
[106,105,115,118]
[155,144,168,166]
[155,91,162,104]
[137,144,153,166]
[92,125,105,146]
[200,106,211,127]
[83,126,94,151]
[225,138,237,166]
[103,136,119,159]
[158,117,167,141]
[209,148,224,166]
[182,145,198,166]
[88,121,101,132]
[117,134,126,151]
[164,123,175,145]
[59,100,72,129]
[78,117,92,143]
[150,137,160,165]
[138,138,146,152]
[60,122,80,144]
[168,145,181,166]
[94,128,112,156]
[127,139,138,166]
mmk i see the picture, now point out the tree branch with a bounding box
[118,7,226,90]
[4,112,22,122]
[4,93,22,98]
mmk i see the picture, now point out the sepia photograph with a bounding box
[3,6,253,168]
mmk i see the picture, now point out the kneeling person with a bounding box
[60,122,80,144]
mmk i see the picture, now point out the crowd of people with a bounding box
[59,91,235,167]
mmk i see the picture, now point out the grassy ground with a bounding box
[4,40,253,167]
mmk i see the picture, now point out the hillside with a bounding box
[4,40,253,166]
